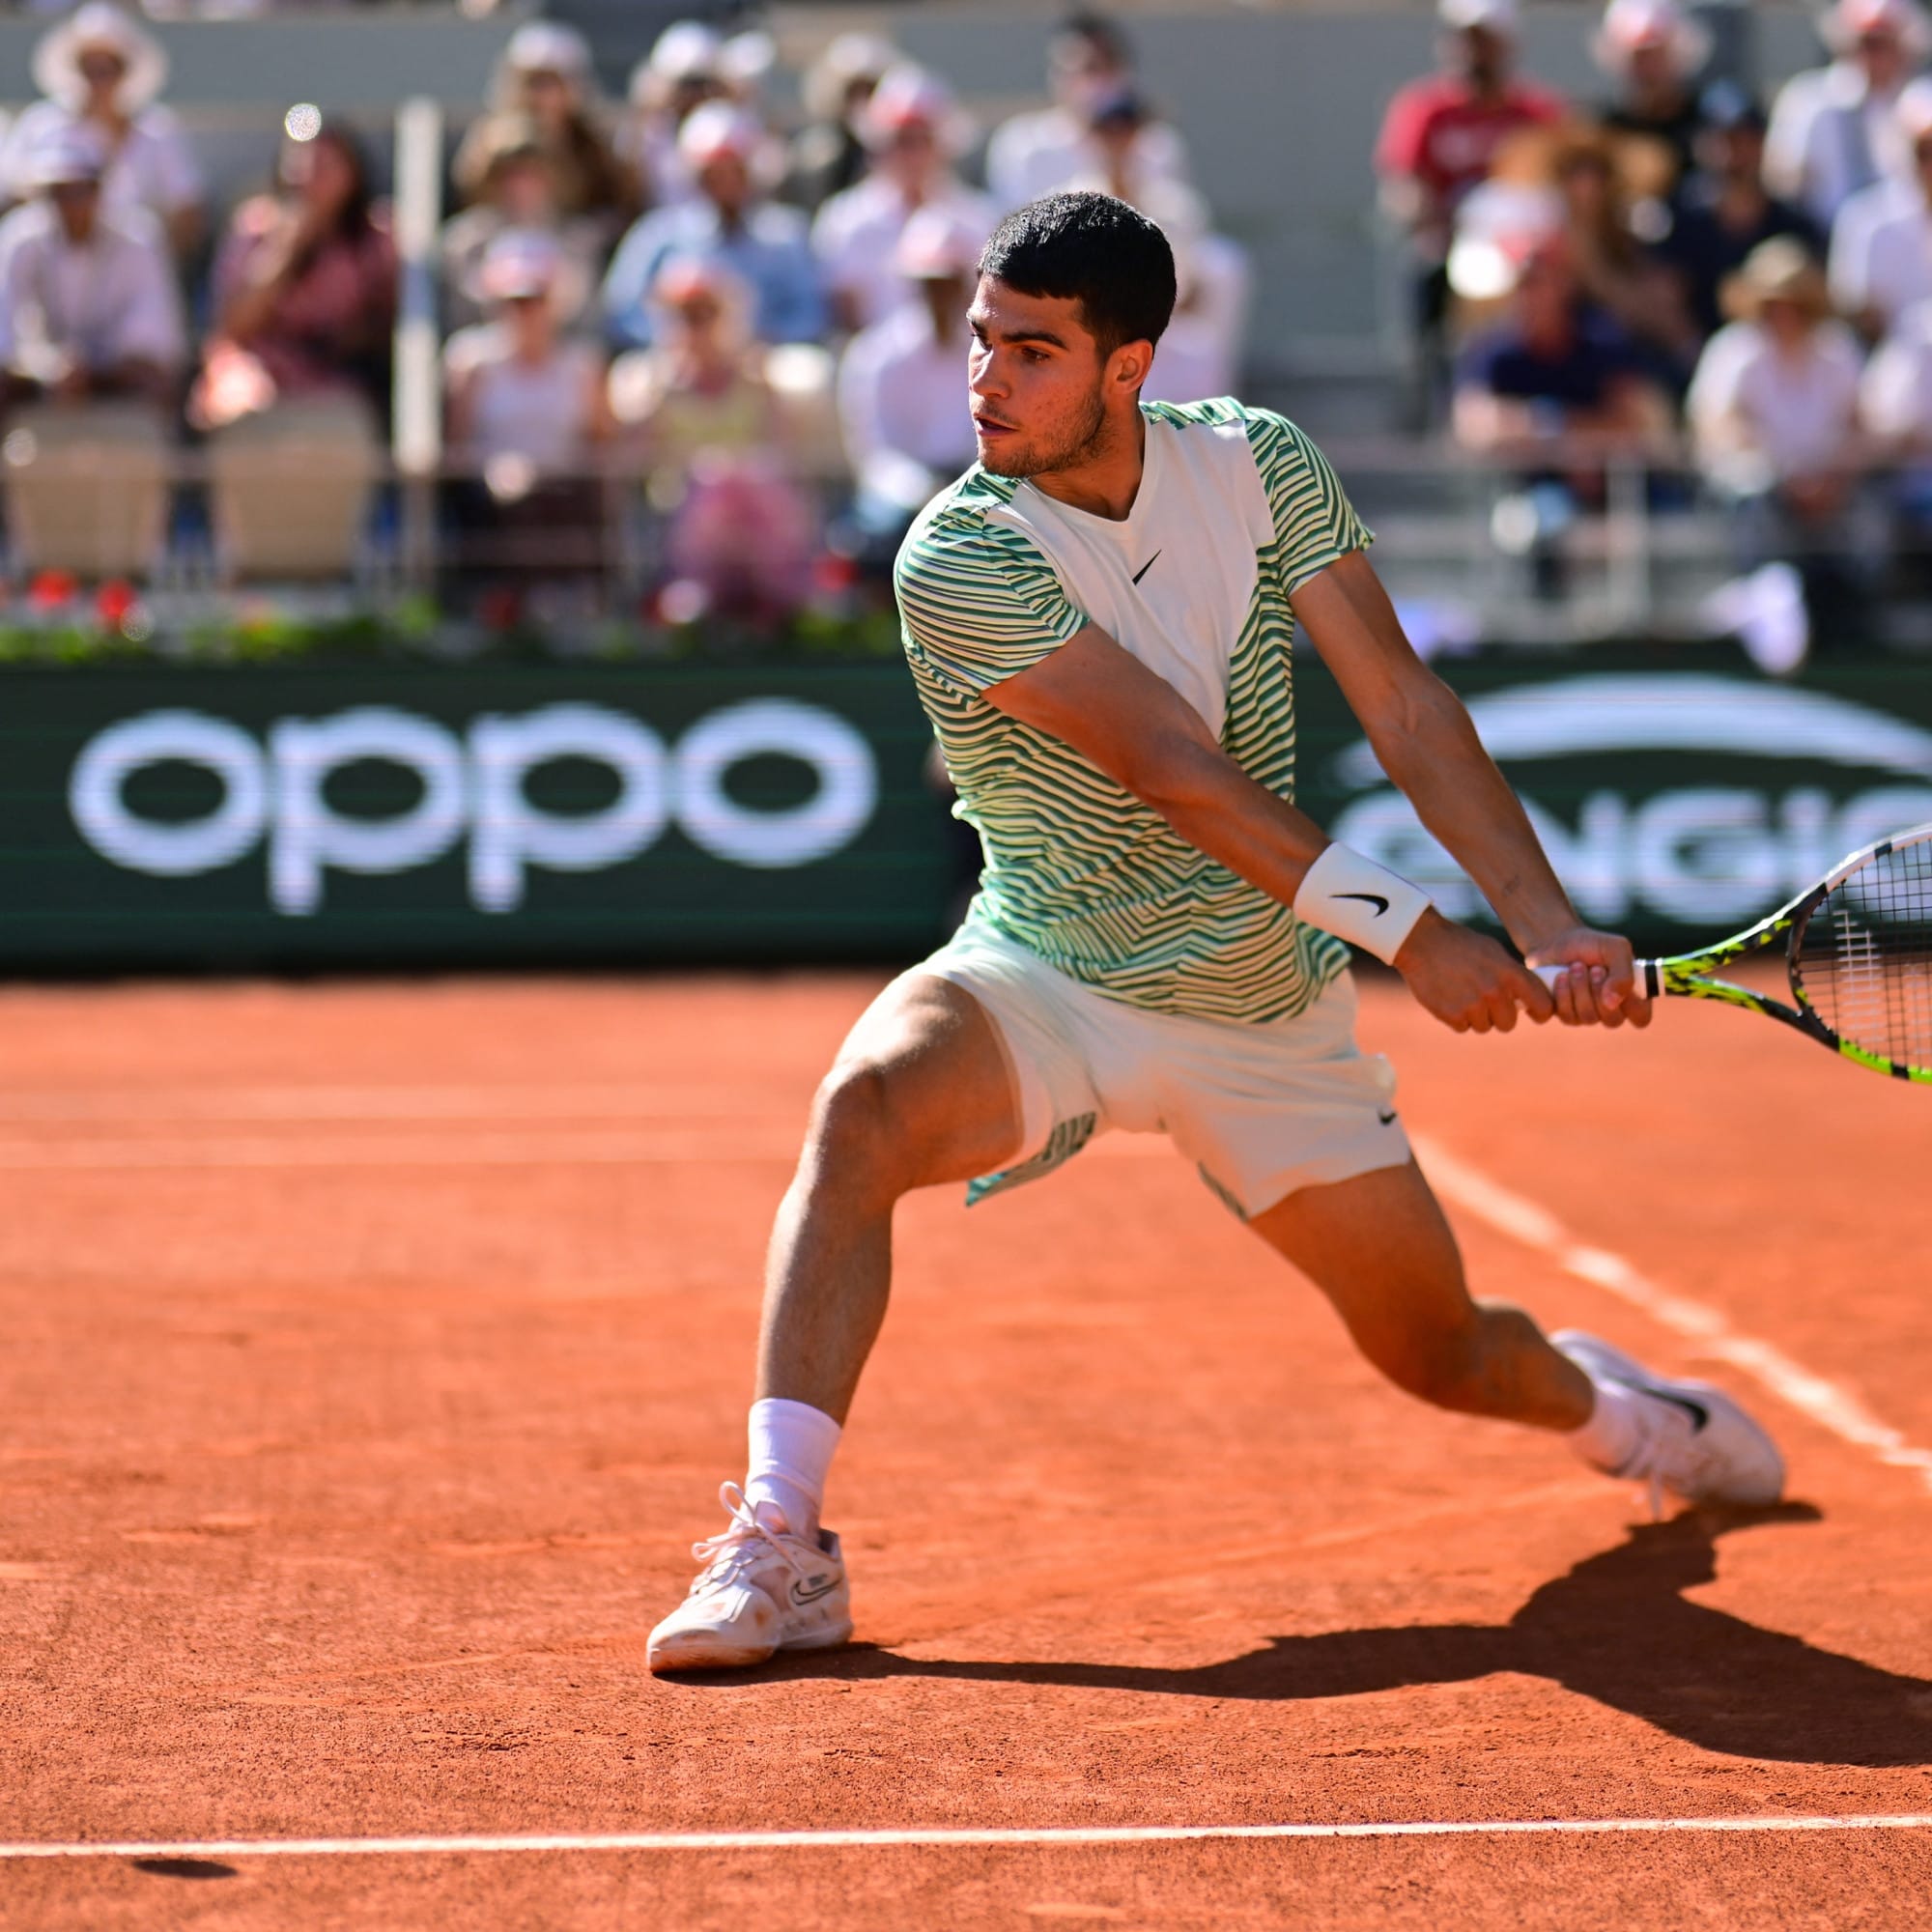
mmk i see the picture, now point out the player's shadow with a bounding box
[758,1504,1932,1766]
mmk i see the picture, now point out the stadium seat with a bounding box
[207,398,382,582]
[3,402,171,581]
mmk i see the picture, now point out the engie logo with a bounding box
[69,700,879,915]
[1329,674,1932,926]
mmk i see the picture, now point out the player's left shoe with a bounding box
[1552,1329,1785,1512]
[647,1483,851,1673]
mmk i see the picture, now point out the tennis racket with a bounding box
[1532,823,1932,1083]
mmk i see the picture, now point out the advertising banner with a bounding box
[1294,651,1932,953]
[10,649,1932,970]
[6,663,959,969]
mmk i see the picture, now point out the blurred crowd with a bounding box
[1380,0,1932,667]
[0,4,1247,626]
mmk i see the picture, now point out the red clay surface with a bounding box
[2,970,1930,1929]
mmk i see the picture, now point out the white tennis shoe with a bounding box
[647,1482,852,1673]
[1553,1329,1785,1513]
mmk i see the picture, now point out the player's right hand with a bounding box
[1393,910,1555,1035]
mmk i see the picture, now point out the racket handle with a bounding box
[1531,961,1659,997]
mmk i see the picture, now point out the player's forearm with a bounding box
[1376,693,1577,951]
[1130,731,1331,906]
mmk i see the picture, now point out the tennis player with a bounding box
[648,192,1783,1673]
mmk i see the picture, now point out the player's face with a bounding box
[966,276,1111,478]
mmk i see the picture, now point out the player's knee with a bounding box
[805,1060,911,1196]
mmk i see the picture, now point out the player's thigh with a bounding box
[809,969,1023,1191]
[1248,1158,1481,1368]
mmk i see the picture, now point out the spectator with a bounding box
[1858,289,1932,572]
[1690,238,1870,670]
[194,115,395,431]
[1766,0,1930,233]
[445,229,611,603]
[619,21,727,211]
[608,256,817,624]
[0,4,203,261]
[439,117,603,334]
[836,205,978,554]
[812,67,993,336]
[787,33,896,212]
[1536,123,1698,378]
[1377,0,1565,383]
[986,12,1189,211]
[455,23,636,249]
[1649,83,1822,343]
[1591,0,1714,187]
[602,103,825,352]
[1068,99,1249,399]
[0,123,182,409]
[1453,231,1673,593]
[1830,76,1932,337]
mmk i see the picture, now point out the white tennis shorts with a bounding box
[924,919,1412,1220]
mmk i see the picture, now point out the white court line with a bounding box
[2,1815,1930,1861]
[1412,1134,1932,1493]
[0,1131,803,1171]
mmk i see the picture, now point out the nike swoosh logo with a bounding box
[1637,1385,1710,1432]
[1131,550,1161,584]
[1378,1108,1399,1126]
[1332,892,1390,916]
[790,1576,840,1605]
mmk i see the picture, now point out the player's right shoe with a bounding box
[1552,1329,1785,1513]
[647,1482,852,1673]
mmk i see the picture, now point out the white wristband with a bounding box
[1292,842,1433,966]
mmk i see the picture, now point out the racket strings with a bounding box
[1797,838,1932,1074]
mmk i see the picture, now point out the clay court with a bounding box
[2,968,1929,1928]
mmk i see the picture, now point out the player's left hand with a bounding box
[1524,927,1652,1030]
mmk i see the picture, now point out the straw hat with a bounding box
[802,33,896,123]
[1592,0,1713,79]
[1825,0,1932,59]
[1721,238,1833,324]
[32,4,168,116]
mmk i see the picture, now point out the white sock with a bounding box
[1567,1378,1647,1474]
[744,1397,841,1540]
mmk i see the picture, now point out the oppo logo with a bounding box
[69,700,878,915]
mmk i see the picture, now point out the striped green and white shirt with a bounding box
[896,396,1369,1026]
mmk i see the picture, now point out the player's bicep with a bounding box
[983,624,1220,796]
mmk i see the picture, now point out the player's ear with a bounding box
[1110,338,1153,393]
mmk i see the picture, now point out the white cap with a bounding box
[1593,0,1713,75]
[677,99,768,167]
[504,21,591,78]
[476,227,562,301]
[649,21,724,82]
[26,121,106,189]
[1897,72,1932,138]
[1830,0,1932,56]
[1438,0,1520,33]
[860,64,973,155]
[896,206,985,280]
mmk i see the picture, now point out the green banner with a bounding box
[9,648,1932,969]
[4,663,959,969]
[1294,647,1932,952]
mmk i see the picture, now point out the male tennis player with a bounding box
[647,192,1783,1673]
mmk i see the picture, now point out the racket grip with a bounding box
[1531,962,1659,997]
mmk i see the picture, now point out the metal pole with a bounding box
[392,96,443,596]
